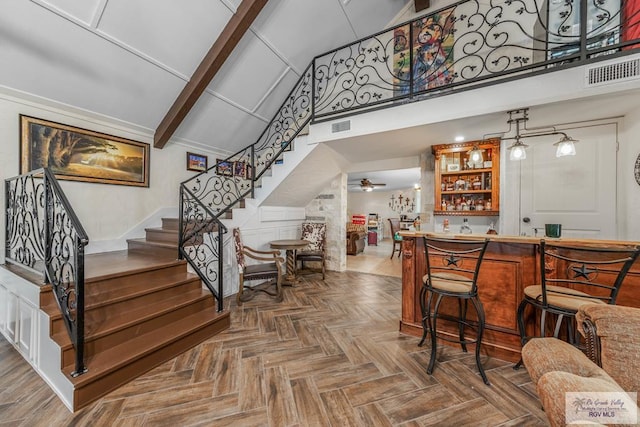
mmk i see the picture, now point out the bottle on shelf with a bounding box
[455,176,466,191]
[487,221,498,235]
[473,175,482,190]
[485,199,492,210]
[460,218,472,234]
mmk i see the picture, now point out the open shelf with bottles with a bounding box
[432,139,500,216]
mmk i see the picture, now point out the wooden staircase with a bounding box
[40,217,230,411]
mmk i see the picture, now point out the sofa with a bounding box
[521,304,640,427]
[346,223,366,255]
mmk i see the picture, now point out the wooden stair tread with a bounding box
[42,271,201,314]
[52,288,212,347]
[83,250,182,281]
[144,227,177,234]
[64,308,230,387]
[126,238,176,248]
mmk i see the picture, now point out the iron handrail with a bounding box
[5,168,89,377]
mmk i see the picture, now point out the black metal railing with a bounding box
[178,0,639,309]
[5,169,88,376]
[312,0,640,120]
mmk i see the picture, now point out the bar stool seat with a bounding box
[419,236,491,385]
[523,285,605,312]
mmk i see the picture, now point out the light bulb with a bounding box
[555,139,576,157]
[510,145,527,160]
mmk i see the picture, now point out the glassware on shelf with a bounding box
[460,218,472,234]
[443,218,450,233]
[487,221,498,235]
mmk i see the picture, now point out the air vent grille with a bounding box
[585,58,640,87]
[331,120,351,133]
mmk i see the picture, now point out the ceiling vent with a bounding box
[331,120,351,133]
[585,57,640,87]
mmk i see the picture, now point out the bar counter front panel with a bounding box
[399,233,640,362]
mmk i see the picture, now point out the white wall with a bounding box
[619,104,640,241]
[0,86,229,262]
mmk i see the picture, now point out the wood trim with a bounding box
[414,0,430,13]
[153,0,269,148]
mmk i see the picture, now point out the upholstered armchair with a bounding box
[346,223,366,255]
[296,222,326,279]
[521,303,640,427]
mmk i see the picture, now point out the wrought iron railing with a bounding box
[5,168,88,376]
[179,0,639,308]
[178,64,314,308]
[312,0,640,120]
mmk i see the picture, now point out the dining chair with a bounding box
[295,222,326,280]
[420,236,491,384]
[515,240,640,368]
[233,228,284,305]
[388,218,402,259]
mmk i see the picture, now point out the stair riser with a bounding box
[49,278,204,337]
[145,229,178,244]
[61,295,216,367]
[127,240,177,257]
[71,313,230,411]
[161,218,179,231]
[40,263,189,309]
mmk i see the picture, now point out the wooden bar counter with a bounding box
[399,232,640,362]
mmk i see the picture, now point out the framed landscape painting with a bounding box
[186,152,208,172]
[20,115,150,187]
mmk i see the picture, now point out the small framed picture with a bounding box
[234,161,246,178]
[447,164,460,172]
[215,158,233,176]
[186,152,208,172]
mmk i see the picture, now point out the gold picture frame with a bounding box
[20,115,150,187]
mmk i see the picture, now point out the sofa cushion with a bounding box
[522,338,616,386]
[537,371,626,427]
[577,304,640,394]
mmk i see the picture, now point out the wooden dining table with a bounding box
[269,239,310,285]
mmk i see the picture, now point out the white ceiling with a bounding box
[4,0,640,195]
[0,0,413,154]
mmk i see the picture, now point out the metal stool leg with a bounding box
[458,298,468,353]
[471,296,490,385]
[418,285,429,346]
[427,293,443,375]
[513,299,529,370]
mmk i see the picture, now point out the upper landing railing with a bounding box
[179,0,639,311]
[312,0,639,121]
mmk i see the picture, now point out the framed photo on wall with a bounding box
[233,161,246,178]
[186,152,208,172]
[20,115,150,187]
[215,159,233,176]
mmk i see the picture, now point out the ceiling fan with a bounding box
[350,178,387,192]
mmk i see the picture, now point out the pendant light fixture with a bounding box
[492,108,579,161]
[467,144,484,164]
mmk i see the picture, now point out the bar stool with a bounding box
[515,240,640,369]
[419,236,490,384]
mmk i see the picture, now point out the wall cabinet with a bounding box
[432,139,500,216]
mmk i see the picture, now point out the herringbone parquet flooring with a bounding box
[0,270,548,426]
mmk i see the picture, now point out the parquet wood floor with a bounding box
[0,270,548,426]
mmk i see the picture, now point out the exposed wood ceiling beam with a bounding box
[154,0,269,148]
[414,0,430,13]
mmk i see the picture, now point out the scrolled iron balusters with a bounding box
[5,173,46,268]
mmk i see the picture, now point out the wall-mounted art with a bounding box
[215,159,233,176]
[187,152,208,172]
[20,115,150,187]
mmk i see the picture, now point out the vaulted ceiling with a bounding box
[1,0,412,155]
